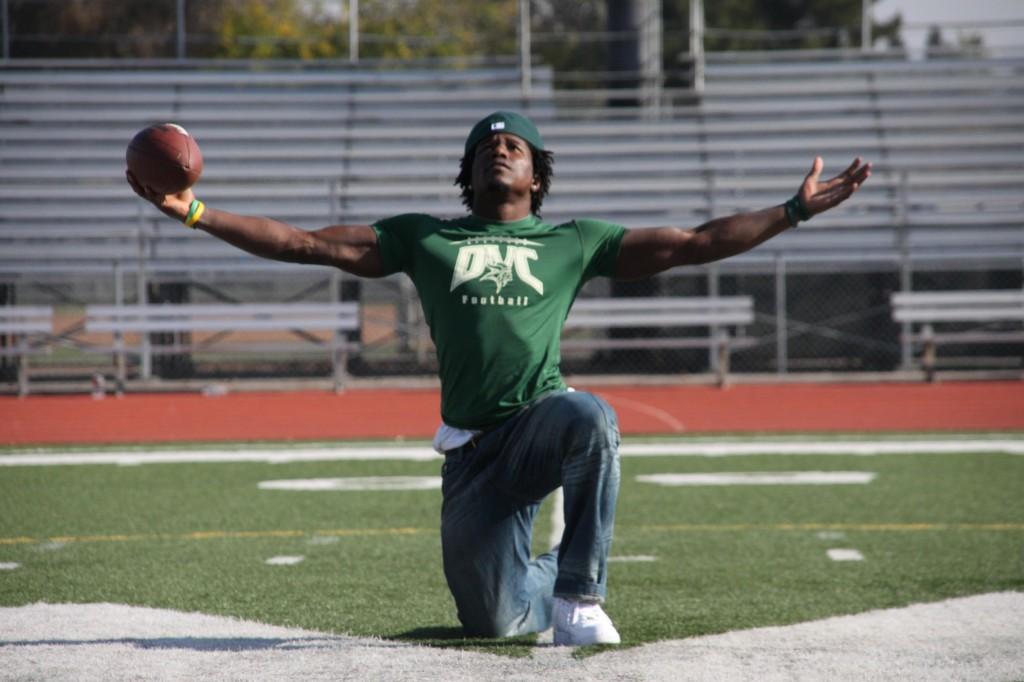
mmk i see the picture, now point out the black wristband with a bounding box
[783,195,811,227]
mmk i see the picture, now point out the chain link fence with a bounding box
[4,262,1020,389]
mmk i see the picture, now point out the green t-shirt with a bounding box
[372,213,626,429]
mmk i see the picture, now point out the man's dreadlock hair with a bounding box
[454,143,555,217]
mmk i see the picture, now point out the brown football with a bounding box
[126,123,203,194]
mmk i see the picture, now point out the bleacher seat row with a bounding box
[0,54,1022,392]
[2,55,1022,283]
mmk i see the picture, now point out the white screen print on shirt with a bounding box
[448,236,544,307]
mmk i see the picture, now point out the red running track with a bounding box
[2,381,1022,446]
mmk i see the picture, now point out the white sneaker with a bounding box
[552,597,621,646]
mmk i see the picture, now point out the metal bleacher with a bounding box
[0,66,553,287]
[1,54,1023,288]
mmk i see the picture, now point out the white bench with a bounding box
[563,296,756,385]
[891,290,1024,381]
[84,303,360,392]
[0,306,53,396]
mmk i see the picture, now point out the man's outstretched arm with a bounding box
[127,173,387,278]
[614,157,871,280]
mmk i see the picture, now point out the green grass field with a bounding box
[2,437,1022,655]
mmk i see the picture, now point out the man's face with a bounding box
[470,133,540,199]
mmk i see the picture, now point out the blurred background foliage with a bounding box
[4,0,906,62]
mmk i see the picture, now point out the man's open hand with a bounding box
[799,157,872,218]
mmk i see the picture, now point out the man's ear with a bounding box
[531,176,541,193]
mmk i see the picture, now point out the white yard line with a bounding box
[258,477,441,491]
[2,438,1023,466]
[636,471,877,486]
[620,440,1024,457]
[827,549,866,562]
[0,447,439,466]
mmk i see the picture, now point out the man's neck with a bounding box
[472,196,531,223]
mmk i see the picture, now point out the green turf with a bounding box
[1,443,1022,656]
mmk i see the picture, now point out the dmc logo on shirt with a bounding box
[449,237,544,296]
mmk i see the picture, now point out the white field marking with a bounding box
[0,562,20,570]
[0,447,438,467]
[548,486,565,551]
[602,395,686,432]
[637,471,877,486]
[621,440,1024,457]
[827,548,865,562]
[609,555,658,562]
[258,476,440,491]
[535,627,554,645]
[816,531,848,540]
[307,536,340,546]
[265,555,304,566]
[2,438,1023,467]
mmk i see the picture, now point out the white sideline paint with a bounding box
[2,594,1022,680]
[621,440,1024,457]
[609,555,658,562]
[548,486,565,551]
[264,556,304,566]
[827,549,866,562]
[817,531,847,540]
[258,477,440,492]
[2,438,1023,467]
[0,447,439,467]
[0,562,20,570]
[637,471,877,486]
[307,536,339,546]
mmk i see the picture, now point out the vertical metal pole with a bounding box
[775,255,788,374]
[17,333,28,397]
[328,178,339,225]
[899,260,913,369]
[176,0,186,60]
[519,0,532,98]
[707,265,719,374]
[330,270,342,392]
[639,0,663,116]
[689,0,705,93]
[897,171,912,368]
[114,263,126,393]
[349,0,359,63]
[1,0,10,60]
[861,0,872,51]
[137,228,151,379]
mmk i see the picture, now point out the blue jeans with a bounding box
[440,390,621,637]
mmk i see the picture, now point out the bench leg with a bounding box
[921,324,936,383]
[716,333,731,388]
[114,333,126,395]
[922,340,937,383]
[332,346,348,394]
[17,344,29,398]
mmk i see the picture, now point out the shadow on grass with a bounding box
[390,625,537,657]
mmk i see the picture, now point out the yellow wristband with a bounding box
[184,199,205,228]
